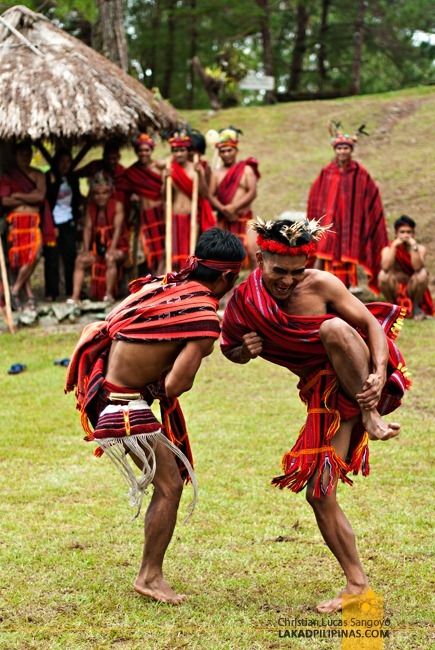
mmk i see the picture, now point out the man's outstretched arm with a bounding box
[165,338,216,397]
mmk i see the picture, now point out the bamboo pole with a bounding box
[0,241,14,334]
[165,159,173,273]
[189,153,199,256]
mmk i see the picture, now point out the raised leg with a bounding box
[306,417,368,614]
[319,318,400,441]
[133,440,186,604]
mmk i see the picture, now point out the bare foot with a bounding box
[133,576,187,605]
[361,409,400,441]
[316,585,369,614]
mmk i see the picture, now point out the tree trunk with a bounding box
[288,3,309,93]
[162,0,176,99]
[256,0,276,103]
[148,2,161,87]
[93,0,128,72]
[187,0,198,109]
[351,0,366,95]
[317,0,331,91]
[192,57,224,111]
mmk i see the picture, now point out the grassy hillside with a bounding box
[177,86,435,278]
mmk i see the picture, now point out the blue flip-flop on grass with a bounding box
[54,358,70,367]
[7,363,27,375]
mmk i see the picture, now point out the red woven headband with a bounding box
[257,234,316,257]
[216,141,238,149]
[163,256,243,284]
[169,136,191,149]
[135,134,155,149]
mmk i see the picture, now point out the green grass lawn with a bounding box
[0,319,433,649]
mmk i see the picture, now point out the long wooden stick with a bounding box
[0,241,14,334]
[165,159,173,273]
[190,153,199,256]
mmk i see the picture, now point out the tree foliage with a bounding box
[1,0,434,108]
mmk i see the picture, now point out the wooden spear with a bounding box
[189,153,199,256]
[165,158,173,273]
[0,241,14,334]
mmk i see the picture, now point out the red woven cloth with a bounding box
[307,161,388,293]
[117,162,162,201]
[216,158,260,206]
[88,198,129,299]
[170,161,216,269]
[117,164,165,271]
[6,211,41,269]
[221,268,411,496]
[394,244,434,316]
[66,277,220,478]
[0,166,56,245]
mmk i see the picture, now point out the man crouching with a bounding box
[66,228,245,604]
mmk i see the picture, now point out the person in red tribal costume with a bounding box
[66,228,245,604]
[209,127,260,267]
[166,132,216,270]
[221,216,410,614]
[307,125,388,293]
[379,215,434,320]
[0,141,56,310]
[70,173,128,303]
[117,133,166,274]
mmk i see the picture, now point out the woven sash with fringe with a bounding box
[91,399,197,519]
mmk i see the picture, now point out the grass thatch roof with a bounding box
[0,5,181,142]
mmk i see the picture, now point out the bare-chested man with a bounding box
[209,127,260,267]
[70,173,128,303]
[0,141,55,310]
[117,134,166,274]
[221,217,410,614]
[166,131,215,270]
[66,228,246,604]
[379,214,434,320]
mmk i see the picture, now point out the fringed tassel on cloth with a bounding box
[95,430,198,520]
[271,368,367,498]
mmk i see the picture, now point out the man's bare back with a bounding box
[106,339,183,388]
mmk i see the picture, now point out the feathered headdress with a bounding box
[329,121,369,149]
[168,128,192,149]
[251,216,331,256]
[216,126,243,149]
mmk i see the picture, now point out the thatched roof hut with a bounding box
[0,5,181,143]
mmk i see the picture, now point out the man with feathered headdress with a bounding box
[221,215,410,613]
[209,127,260,267]
[307,123,388,294]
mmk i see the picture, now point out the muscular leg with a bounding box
[319,318,400,441]
[71,253,93,302]
[378,269,397,303]
[104,250,125,301]
[133,440,186,604]
[11,251,41,296]
[408,269,429,318]
[306,418,368,614]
